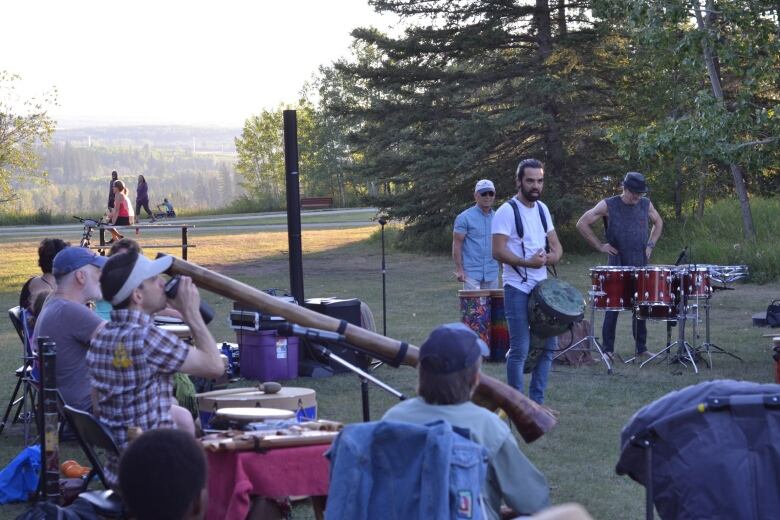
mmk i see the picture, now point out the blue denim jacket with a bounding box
[325,420,488,520]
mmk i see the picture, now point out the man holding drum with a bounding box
[453,179,500,289]
[576,171,664,362]
[492,159,563,404]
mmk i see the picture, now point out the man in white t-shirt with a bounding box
[491,159,563,404]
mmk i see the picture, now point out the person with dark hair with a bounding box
[20,238,70,314]
[107,179,135,243]
[453,179,500,290]
[107,170,118,211]
[87,250,223,484]
[491,158,562,404]
[576,172,663,362]
[383,323,550,520]
[118,429,207,520]
[135,174,155,222]
[32,247,107,411]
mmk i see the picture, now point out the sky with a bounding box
[5,0,396,128]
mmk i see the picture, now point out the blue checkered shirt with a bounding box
[87,309,189,484]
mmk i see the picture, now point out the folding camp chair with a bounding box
[1,307,39,443]
[617,380,780,520]
[60,404,124,517]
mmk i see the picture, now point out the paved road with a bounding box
[0,208,379,239]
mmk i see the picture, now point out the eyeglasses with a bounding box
[479,191,495,197]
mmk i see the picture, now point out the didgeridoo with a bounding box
[165,256,556,443]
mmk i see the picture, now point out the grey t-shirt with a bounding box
[383,397,550,519]
[34,297,104,411]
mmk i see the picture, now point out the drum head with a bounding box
[214,407,295,421]
[534,278,585,320]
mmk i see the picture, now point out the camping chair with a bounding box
[326,420,488,519]
[1,307,39,443]
[616,379,780,520]
[60,404,124,517]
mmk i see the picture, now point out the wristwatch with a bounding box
[646,241,655,249]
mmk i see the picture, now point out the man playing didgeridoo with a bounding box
[87,250,224,484]
[576,171,663,362]
[492,158,562,404]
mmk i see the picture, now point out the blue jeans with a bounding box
[504,284,555,404]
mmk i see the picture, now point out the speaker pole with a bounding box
[284,110,304,306]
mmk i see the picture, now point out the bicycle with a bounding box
[73,215,106,249]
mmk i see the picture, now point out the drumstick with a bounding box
[163,255,557,443]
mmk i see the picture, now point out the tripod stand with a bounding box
[694,298,743,366]
[639,296,698,373]
[554,289,613,374]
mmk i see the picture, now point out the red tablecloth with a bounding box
[206,444,330,520]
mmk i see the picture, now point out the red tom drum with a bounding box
[635,266,678,306]
[681,266,711,300]
[590,266,635,311]
[636,304,679,321]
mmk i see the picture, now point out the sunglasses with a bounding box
[479,191,495,197]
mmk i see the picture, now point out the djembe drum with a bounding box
[525,278,585,373]
[459,290,492,348]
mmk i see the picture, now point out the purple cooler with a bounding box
[238,330,299,381]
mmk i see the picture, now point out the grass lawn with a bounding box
[0,223,776,519]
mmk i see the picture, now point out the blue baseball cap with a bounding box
[419,323,489,374]
[52,247,108,277]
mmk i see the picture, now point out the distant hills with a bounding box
[54,125,242,154]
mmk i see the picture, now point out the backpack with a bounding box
[507,198,554,280]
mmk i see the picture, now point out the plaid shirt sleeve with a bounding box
[144,326,189,375]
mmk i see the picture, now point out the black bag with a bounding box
[766,300,780,327]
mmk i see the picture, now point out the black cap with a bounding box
[623,172,649,194]
[419,323,489,374]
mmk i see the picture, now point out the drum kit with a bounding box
[572,263,749,372]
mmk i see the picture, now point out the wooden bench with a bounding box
[300,196,334,210]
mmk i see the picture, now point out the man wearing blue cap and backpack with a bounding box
[383,323,550,520]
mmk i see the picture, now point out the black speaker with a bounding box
[302,297,370,373]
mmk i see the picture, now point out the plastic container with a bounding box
[238,329,299,381]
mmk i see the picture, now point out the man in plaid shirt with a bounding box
[87,250,224,483]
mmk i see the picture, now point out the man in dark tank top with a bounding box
[576,172,663,362]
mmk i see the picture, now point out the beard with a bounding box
[521,185,541,202]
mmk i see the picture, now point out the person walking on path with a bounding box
[107,170,118,211]
[107,180,135,243]
[135,175,155,222]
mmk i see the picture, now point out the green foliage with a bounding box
[0,71,57,201]
[661,196,780,282]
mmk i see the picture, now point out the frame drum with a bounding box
[213,407,295,428]
[197,386,317,426]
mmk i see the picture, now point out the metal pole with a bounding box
[284,110,304,306]
[38,337,60,504]
[378,217,387,336]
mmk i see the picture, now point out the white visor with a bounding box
[109,255,173,305]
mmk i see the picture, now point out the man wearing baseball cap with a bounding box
[576,171,664,362]
[33,247,108,412]
[383,323,550,519]
[87,250,224,485]
[453,179,500,290]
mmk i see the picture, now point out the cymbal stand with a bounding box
[554,290,613,374]
[695,298,743,366]
[640,296,698,373]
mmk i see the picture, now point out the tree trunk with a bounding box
[535,0,567,177]
[691,0,756,240]
[674,159,683,219]
[557,0,566,36]
[696,161,706,218]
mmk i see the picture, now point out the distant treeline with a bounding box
[6,138,241,216]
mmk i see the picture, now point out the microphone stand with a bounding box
[307,340,406,422]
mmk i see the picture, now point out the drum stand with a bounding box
[639,298,698,373]
[554,290,613,374]
[694,299,743,366]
